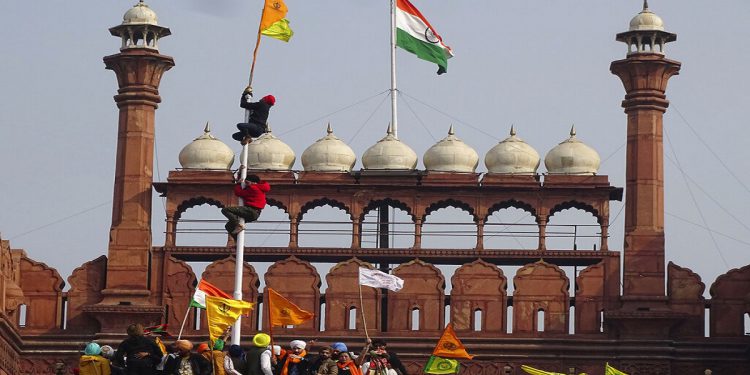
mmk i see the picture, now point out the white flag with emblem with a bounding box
[359,267,404,292]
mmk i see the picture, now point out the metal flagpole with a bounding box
[231,0,268,348]
[390,0,398,138]
[231,145,250,346]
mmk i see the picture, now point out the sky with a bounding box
[2,0,750,298]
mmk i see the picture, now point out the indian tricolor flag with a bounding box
[396,0,453,74]
[190,279,231,309]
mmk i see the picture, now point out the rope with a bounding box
[665,128,730,268]
[277,90,389,137]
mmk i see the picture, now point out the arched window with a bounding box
[473,309,483,332]
[18,304,27,328]
[348,306,357,330]
[411,308,420,330]
[536,309,545,332]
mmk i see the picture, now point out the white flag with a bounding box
[359,267,404,292]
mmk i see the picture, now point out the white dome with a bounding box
[123,1,159,26]
[629,2,664,31]
[423,125,478,172]
[362,124,418,170]
[484,126,540,175]
[301,124,356,172]
[178,123,234,170]
[544,126,601,175]
[244,126,296,171]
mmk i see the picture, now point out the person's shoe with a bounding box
[231,224,245,235]
[232,131,246,142]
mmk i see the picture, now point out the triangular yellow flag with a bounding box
[431,323,474,360]
[267,288,314,327]
[605,363,628,375]
[205,295,254,342]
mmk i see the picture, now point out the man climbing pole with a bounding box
[232,86,276,143]
[220,168,270,239]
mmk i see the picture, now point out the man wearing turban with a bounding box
[278,340,310,375]
[163,340,211,375]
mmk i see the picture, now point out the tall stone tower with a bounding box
[87,1,174,332]
[608,1,683,336]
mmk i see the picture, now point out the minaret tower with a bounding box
[88,0,174,329]
[611,1,680,305]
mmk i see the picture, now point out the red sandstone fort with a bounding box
[1,2,748,374]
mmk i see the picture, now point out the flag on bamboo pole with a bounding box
[267,288,314,326]
[205,295,255,342]
[359,267,404,292]
[260,0,294,42]
[190,279,232,309]
[423,355,460,374]
[395,0,453,74]
[521,365,566,375]
[605,363,629,375]
[432,323,474,359]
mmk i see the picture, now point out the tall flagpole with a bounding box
[390,0,398,138]
[232,1,269,348]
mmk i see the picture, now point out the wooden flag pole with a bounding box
[177,303,193,339]
[248,3,268,88]
[358,276,371,342]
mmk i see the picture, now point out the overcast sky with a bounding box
[2,1,750,297]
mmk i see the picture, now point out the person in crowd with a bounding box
[335,352,361,375]
[224,344,246,375]
[245,333,273,375]
[308,346,337,375]
[79,342,111,375]
[113,324,163,375]
[163,339,211,375]
[278,340,309,375]
[100,345,124,375]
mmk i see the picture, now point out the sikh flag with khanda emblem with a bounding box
[432,323,474,359]
[267,287,314,326]
[205,295,255,342]
[424,356,460,374]
[259,0,293,42]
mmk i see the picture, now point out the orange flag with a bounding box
[432,323,474,359]
[267,288,314,327]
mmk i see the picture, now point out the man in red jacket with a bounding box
[221,173,271,239]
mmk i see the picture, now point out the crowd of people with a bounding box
[74,323,409,375]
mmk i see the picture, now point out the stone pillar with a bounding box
[289,217,299,248]
[537,214,547,251]
[611,53,680,300]
[99,48,174,305]
[413,218,422,249]
[351,218,361,249]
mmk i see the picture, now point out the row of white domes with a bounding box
[179,123,601,175]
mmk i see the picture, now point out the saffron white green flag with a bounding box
[359,267,404,292]
[395,0,453,74]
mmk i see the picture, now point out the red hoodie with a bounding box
[234,181,270,209]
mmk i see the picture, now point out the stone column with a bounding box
[611,53,680,299]
[99,49,174,306]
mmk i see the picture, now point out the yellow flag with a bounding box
[431,323,474,360]
[605,363,628,375]
[267,288,314,327]
[205,295,255,342]
[521,365,566,375]
[260,0,293,42]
